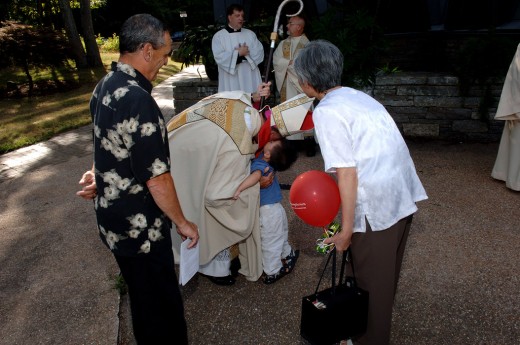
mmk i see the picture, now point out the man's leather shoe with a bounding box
[204,274,235,286]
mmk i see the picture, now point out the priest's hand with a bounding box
[237,42,249,57]
[259,167,274,189]
[252,82,271,102]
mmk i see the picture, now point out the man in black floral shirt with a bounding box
[77,14,198,345]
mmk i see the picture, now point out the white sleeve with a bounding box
[244,30,264,70]
[272,41,289,93]
[313,106,356,173]
[212,30,238,75]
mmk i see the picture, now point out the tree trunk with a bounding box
[22,58,34,97]
[80,0,103,67]
[57,0,88,68]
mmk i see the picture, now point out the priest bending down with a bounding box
[167,83,313,285]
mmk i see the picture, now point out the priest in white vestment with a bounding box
[273,15,309,103]
[212,4,264,94]
[273,15,313,145]
[491,43,520,191]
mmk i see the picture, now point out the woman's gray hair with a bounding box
[294,40,343,93]
[119,14,168,54]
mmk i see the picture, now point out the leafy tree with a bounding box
[0,21,74,96]
[2,0,102,68]
[311,3,388,87]
[79,0,102,67]
[57,0,88,68]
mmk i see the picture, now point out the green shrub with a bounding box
[97,33,119,53]
[310,5,388,88]
[454,33,517,94]
[0,21,75,96]
[454,33,517,122]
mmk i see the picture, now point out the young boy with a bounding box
[234,131,299,284]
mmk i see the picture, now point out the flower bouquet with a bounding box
[315,221,341,254]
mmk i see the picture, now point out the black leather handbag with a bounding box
[300,248,369,345]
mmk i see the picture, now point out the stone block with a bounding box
[372,85,398,96]
[172,90,196,100]
[452,120,488,133]
[389,113,410,123]
[426,76,458,85]
[414,96,462,107]
[174,100,198,113]
[397,85,460,96]
[387,106,429,115]
[376,73,428,85]
[375,94,414,107]
[427,108,472,120]
[462,97,481,107]
[402,123,439,137]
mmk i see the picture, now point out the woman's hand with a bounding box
[323,226,352,252]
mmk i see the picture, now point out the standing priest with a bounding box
[212,3,264,100]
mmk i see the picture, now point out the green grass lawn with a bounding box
[0,53,182,154]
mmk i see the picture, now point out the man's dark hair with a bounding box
[227,3,244,16]
[269,138,298,172]
[119,13,168,54]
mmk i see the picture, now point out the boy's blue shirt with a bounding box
[251,154,282,206]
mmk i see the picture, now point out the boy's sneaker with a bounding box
[283,249,300,274]
[263,267,287,284]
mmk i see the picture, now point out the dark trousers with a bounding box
[114,246,188,345]
[351,215,414,345]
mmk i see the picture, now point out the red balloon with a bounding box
[289,170,341,227]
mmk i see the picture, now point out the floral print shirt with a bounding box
[91,62,171,257]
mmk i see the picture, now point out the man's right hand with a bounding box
[259,167,274,189]
[237,43,249,57]
[76,170,97,200]
[176,221,199,249]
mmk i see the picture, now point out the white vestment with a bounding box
[212,28,264,93]
[491,43,520,191]
[273,34,310,140]
[273,34,309,101]
[168,92,263,281]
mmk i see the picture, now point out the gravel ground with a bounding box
[1,126,518,345]
[175,139,520,345]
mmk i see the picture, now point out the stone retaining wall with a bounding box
[369,72,505,142]
[171,70,506,142]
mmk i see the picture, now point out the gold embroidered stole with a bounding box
[167,98,254,154]
[280,35,308,102]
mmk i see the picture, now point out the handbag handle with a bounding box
[313,247,357,296]
[339,247,357,285]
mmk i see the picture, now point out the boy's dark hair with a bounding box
[269,138,298,172]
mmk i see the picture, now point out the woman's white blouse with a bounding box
[313,87,428,232]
